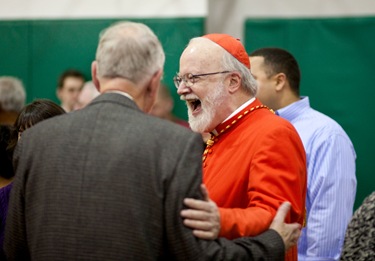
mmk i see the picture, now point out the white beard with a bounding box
[188,82,227,133]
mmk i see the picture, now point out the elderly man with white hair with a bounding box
[0,76,26,126]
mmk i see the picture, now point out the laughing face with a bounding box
[177,39,231,133]
[181,81,227,133]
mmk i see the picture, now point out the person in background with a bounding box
[150,83,189,128]
[5,21,301,261]
[340,191,375,261]
[249,47,357,261]
[8,99,66,148]
[56,69,85,112]
[74,81,100,110]
[0,76,26,126]
[176,34,307,261]
[1,99,65,259]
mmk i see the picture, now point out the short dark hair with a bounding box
[7,99,66,155]
[57,69,85,90]
[250,48,301,95]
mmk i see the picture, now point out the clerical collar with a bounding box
[225,97,256,121]
[105,90,134,101]
[211,97,255,136]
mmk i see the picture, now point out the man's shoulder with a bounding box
[144,114,198,141]
[298,107,350,137]
[26,112,68,135]
[255,109,299,132]
[237,110,303,146]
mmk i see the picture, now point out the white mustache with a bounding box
[180,94,199,101]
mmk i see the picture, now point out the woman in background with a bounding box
[8,99,66,145]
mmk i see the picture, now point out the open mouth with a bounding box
[187,98,202,114]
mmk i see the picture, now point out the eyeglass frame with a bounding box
[173,71,232,89]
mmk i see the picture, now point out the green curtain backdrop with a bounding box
[0,18,204,119]
[245,16,375,209]
[2,16,373,210]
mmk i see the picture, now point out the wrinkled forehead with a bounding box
[179,38,224,73]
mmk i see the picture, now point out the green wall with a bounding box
[0,18,204,119]
[2,16,373,210]
[245,17,375,209]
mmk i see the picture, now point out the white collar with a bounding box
[105,90,134,101]
[211,97,256,136]
[223,97,255,122]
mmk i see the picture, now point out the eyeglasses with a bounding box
[173,71,231,89]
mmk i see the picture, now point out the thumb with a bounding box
[274,202,291,223]
[200,184,209,201]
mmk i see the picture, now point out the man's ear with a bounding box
[91,61,101,93]
[228,72,242,94]
[275,73,287,92]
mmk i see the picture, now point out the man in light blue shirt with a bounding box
[249,48,357,261]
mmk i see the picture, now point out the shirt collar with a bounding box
[223,97,256,122]
[105,90,134,101]
[276,96,310,122]
[211,97,256,136]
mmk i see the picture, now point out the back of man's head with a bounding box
[249,47,301,96]
[95,21,165,86]
[0,76,26,112]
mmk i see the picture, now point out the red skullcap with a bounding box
[202,33,250,69]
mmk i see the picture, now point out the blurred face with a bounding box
[58,76,84,112]
[149,92,173,119]
[177,40,230,133]
[250,56,279,110]
[74,83,100,110]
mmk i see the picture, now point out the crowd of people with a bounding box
[0,21,373,260]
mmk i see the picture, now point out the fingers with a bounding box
[181,197,217,224]
[180,208,213,220]
[270,201,302,251]
[183,184,210,211]
[182,216,219,240]
[183,218,216,231]
[182,198,213,212]
[181,184,220,240]
[285,223,301,239]
[192,229,217,240]
[180,207,220,240]
[283,223,302,251]
[293,226,301,243]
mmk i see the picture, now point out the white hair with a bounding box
[95,21,165,85]
[221,50,258,96]
[0,76,26,112]
[187,37,258,96]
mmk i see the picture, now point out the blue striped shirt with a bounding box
[277,97,357,261]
